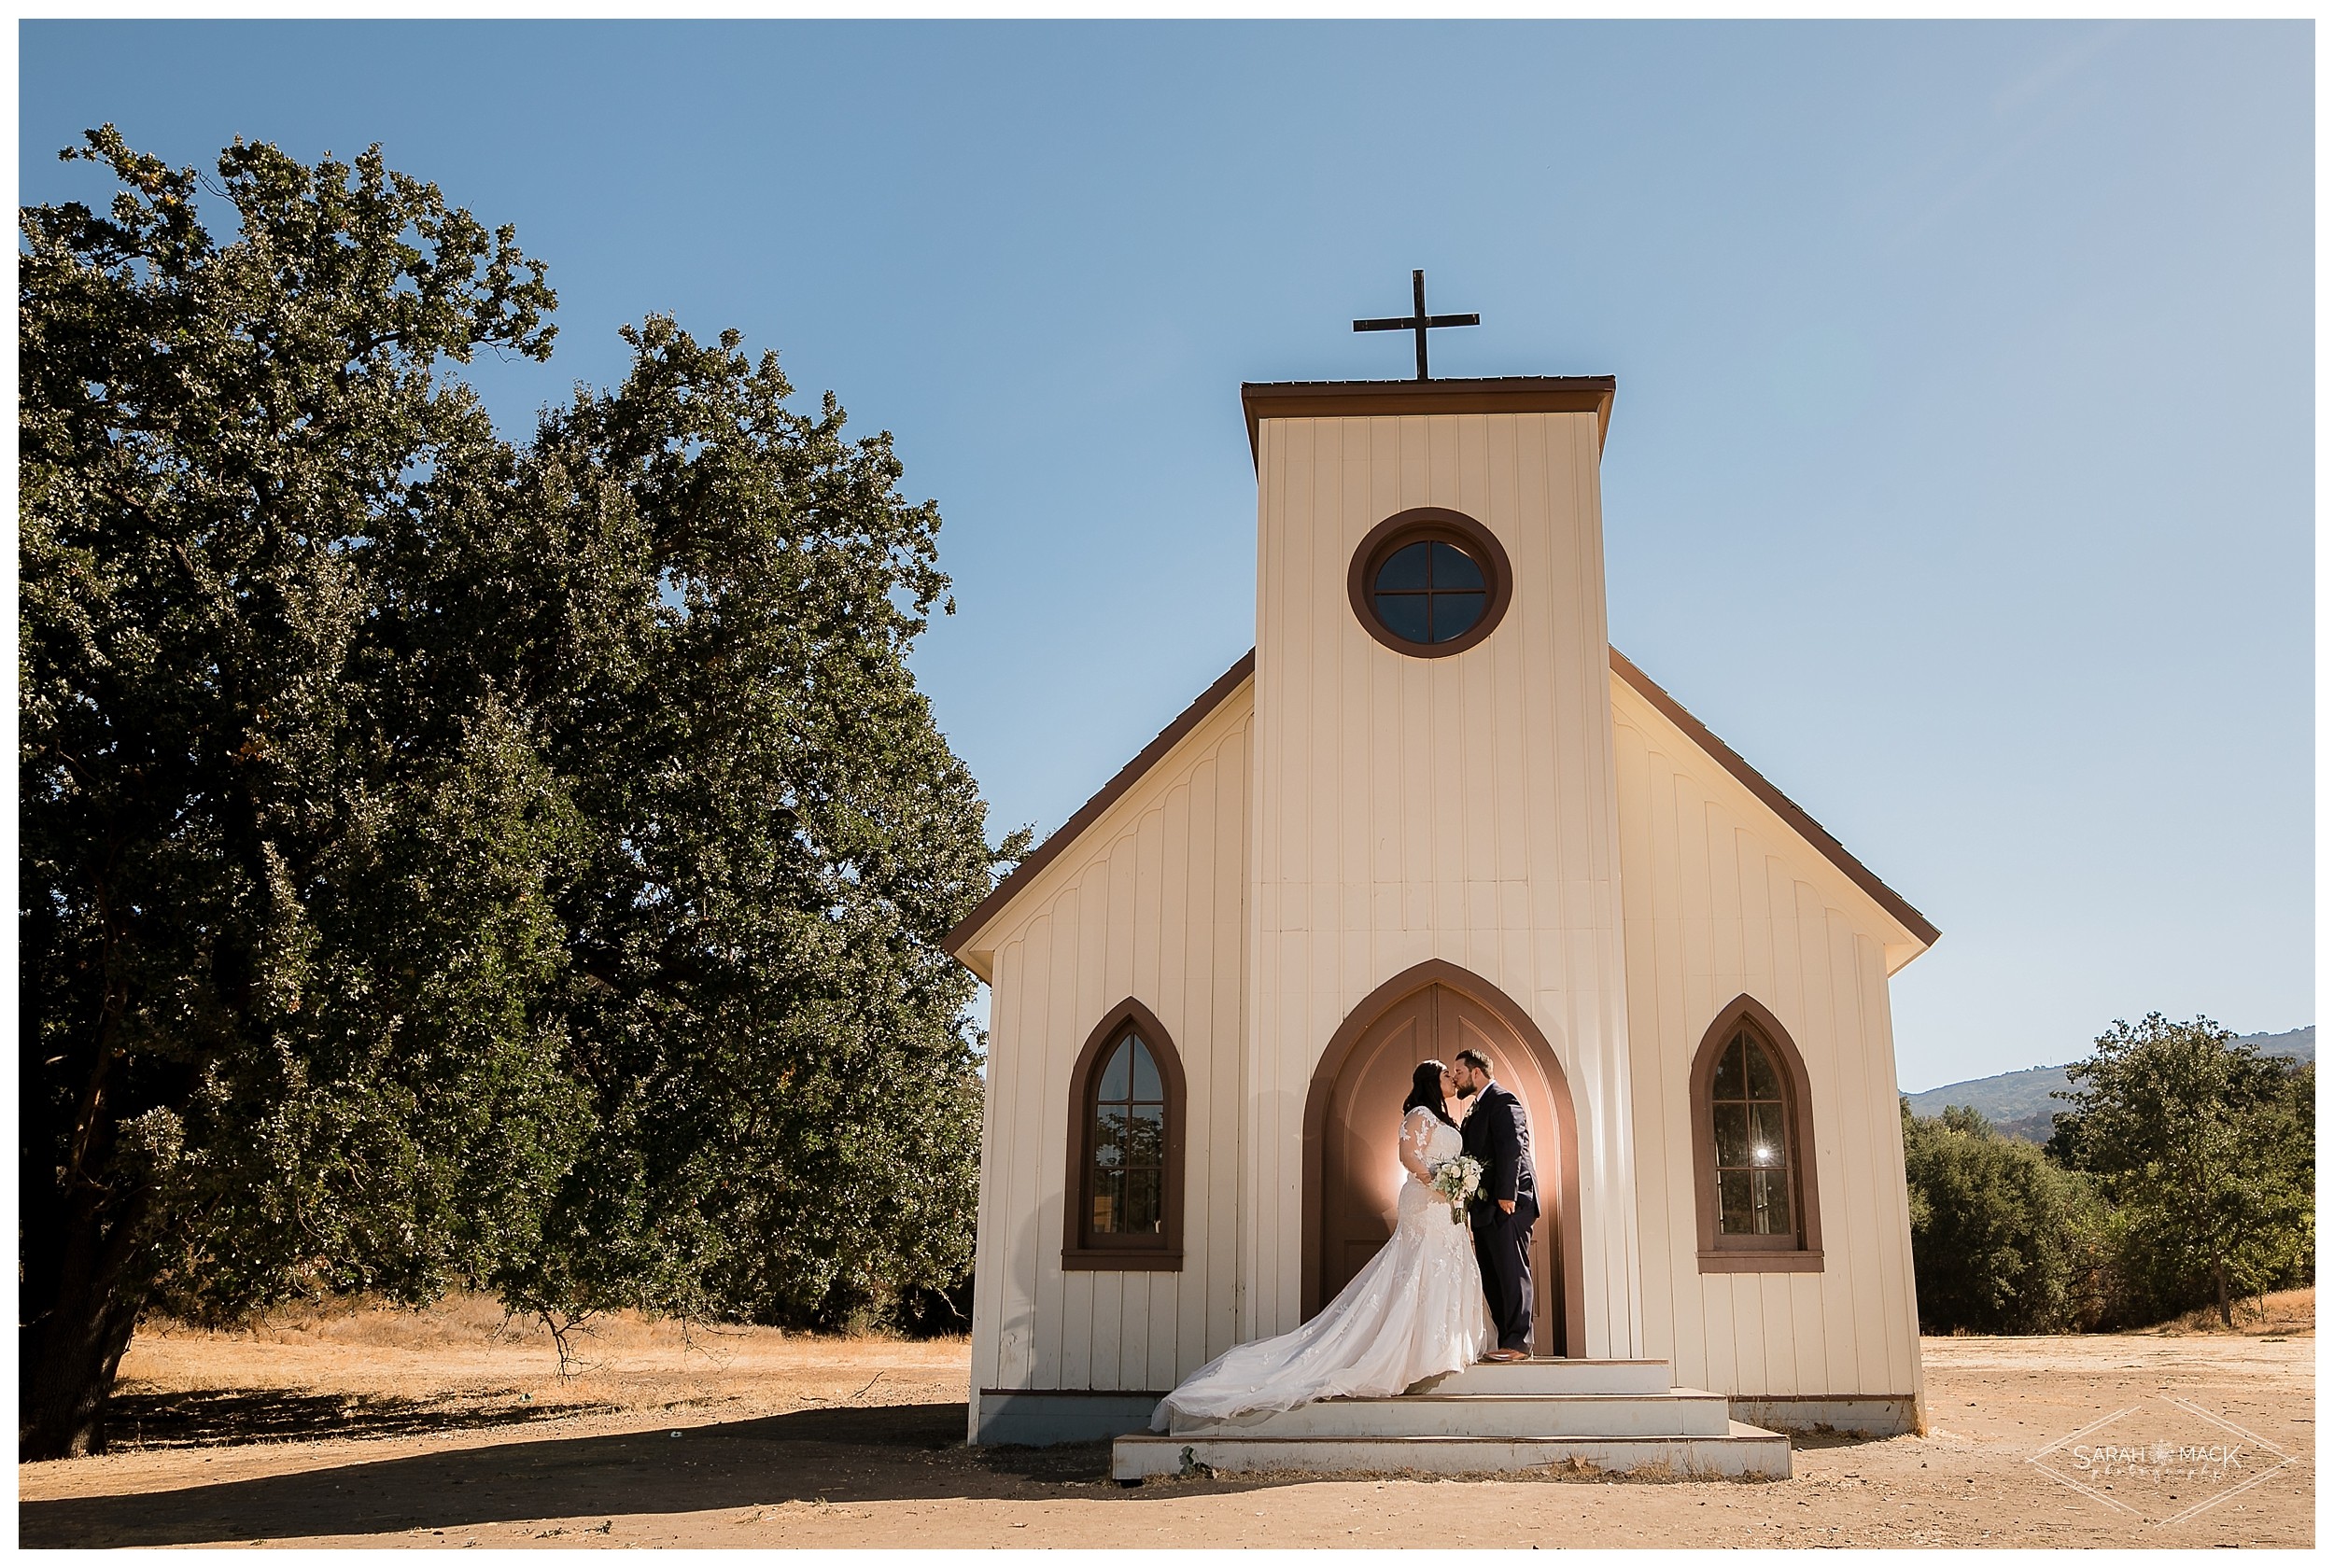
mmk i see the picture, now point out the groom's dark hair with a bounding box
[1455,1047,1495,1077]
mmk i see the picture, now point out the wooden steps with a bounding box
[1113,1357,1791,1481]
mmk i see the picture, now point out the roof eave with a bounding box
[1240,376,1617,469]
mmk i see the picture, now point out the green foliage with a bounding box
[1901,1015,2315,1338]
[452,316,998,1334]
[21,126,574,1355]
[2046,1014,2313,1325]
[21,131,1002,1454]
[1901,1102,2109,1334]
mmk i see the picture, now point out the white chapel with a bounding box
[943,370,1938,1457]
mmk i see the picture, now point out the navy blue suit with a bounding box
[1460,1079,1538,1353]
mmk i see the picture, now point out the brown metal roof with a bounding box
[942,643,1938,968]
[1240,376,1617,469]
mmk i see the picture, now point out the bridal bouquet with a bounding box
[1429,1155,1484,1222]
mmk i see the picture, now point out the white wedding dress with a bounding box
[1151,1106,1491,1429]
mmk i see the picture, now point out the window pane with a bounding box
[1375,592,1432,643]
[1750,1102,1788,1168]
[1094,1111,1126,1169]
[1092,1169,1123,1234]
[1746,1038,1782,1099]
[1099,1040,1131,1101]
[1712,1038,1748,1100]
[1429,540,1485,591]
[1376,541,1432,592]
[1130,1037,1160,1100]
[1430,592,1485,642]
[1122,1167,1163,1233]
[1717,1169,1754,1234]
[1713,1102,1749,1169]
[1750,1169,1791,1236]
[1126,1103,1165,1166]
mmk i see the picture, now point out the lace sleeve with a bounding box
[1399,1106,1439,1180]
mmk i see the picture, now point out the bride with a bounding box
[1150,1059,1491,1429]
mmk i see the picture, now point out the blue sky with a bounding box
[21,21,2312,1091]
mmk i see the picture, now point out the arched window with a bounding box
[1690,996,1824,1272]
[1062,999,1187,1271]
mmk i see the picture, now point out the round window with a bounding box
[1347,509,1512,658]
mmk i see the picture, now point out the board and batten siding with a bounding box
[1244,411,1645,1356]
[964,682,1255,1427]
[1610,671,1925,1409]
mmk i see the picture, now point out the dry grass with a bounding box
[140,1291,935,1354]
[108,1292,966,1451]
[2134,1285,2314,1338]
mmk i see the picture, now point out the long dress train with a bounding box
[1151,1106,1490,1429]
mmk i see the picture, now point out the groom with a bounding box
[1454,1047,1538,1362]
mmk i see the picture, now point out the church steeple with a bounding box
[1238,363,1641,1356]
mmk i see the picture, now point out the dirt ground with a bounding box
[19,1290,2315,1548]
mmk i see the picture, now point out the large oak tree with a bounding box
[21,130,1010,1459]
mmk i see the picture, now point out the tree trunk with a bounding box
[2214,1259,2232,1328]
[21,927,161,1461]
[19,1178,151,1460]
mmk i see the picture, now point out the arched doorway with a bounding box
[1301,961,1586,1359]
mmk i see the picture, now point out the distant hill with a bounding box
[1904,1028,2314,1144]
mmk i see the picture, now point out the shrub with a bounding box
[1902,1102,2110,1334]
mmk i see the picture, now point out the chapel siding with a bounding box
[963,687,1254,1409]
[1610,673,1924,1408]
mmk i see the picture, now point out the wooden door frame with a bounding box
[1299,959,1588,1357]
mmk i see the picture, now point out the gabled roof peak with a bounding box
[942,645,1939,969]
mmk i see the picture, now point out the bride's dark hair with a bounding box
[1403,1060,1457,1127]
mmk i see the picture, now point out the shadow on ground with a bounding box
[105,1387,615,1450]
[21,1401,1138,1547]
[1771,1427,1897,1453]
[21,1398,1835,1546]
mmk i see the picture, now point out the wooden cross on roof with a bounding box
[1353,269,1480,381]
